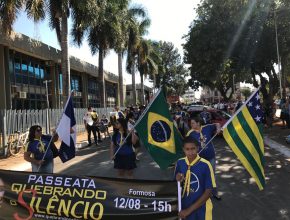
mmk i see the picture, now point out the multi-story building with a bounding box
[0,31,120,110]
[125,84,152,106]
[182,89,196,104]
[200,86,222,104]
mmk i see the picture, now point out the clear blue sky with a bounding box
[13,0,199,86]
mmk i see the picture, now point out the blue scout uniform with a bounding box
[186,124,216,161]
[112,131,136,170]
[175,155,216,220]
[25,135,54,173]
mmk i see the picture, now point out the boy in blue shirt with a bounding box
[175,136,216,220]
[186,117,221,200]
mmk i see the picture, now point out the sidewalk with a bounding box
[0,131,104,171]
[264,120,290,147]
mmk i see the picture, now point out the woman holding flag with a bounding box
[110,118,139,178]
[24,125,59,173]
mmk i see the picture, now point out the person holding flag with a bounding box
[110,118,139,178]
[24,125,59,173]
[186,117,221,200]
[175,136,216,219]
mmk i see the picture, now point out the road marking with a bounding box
[264,136,290,158]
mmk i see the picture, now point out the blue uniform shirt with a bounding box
[112,132,134,155]
[26,135,54,162]
[186,124,216,160]
[175,156,216,219]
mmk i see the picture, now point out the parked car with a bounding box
[188,109,231,127]
[187,105,212,112]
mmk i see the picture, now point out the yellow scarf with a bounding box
[118,131,124,146]
[35,138,45,153]
[182,155,201,197]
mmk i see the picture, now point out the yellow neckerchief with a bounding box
[118,131,124,146]
[187,126,207,148]
[182,155,201,198]
[34,137,45,153]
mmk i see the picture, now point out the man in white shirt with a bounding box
[83,107,98,146]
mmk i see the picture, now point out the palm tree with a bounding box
[113,4,147,107]
[126,16,151,105]
[0,0,97,105]
[136,39,158,104]
[72,0,126,108]
[0,0,24,35]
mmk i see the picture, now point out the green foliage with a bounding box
[241,88,252,100]
[184,0,290,103]
[152,41,189,96]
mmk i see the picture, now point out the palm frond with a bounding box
[25,0,45,22]
[0,0,24,35]
[48,0,61,43]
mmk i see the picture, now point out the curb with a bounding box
[264,136,290,158]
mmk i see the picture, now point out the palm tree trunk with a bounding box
[118,53,124,107]
[99,47,106,108]
[132,64,136,105]
[61,14,70,106]
[140,74,145,105]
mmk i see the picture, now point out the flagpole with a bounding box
[113,87,163,158]
[198,132,219,154]
[198,87,261,155]
[177,181,182,220]
[222,86,261,130]
[37,90,74,172]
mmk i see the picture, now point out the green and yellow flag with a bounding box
[223,88,265,190]
[135,88,184,169]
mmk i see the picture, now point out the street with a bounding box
[1,131,290,220]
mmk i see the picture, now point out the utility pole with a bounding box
[43,80,52,133]
[274,9,283,98]
[233,74,235,98]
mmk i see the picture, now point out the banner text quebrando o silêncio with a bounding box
[0,170,178,220]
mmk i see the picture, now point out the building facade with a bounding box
[0,31,120,110]
[200,87,222,104]
[126,84,152,105]
[182,89,196,104]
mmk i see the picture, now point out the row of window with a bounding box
[8,51,117,109]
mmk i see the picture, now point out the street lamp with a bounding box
[274,10,283,98]
[43,80,52,133]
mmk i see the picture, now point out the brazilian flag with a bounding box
[135,88,184,169]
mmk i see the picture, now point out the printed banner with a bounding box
[0,170,178,220]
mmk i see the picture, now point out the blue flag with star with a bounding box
[222,88,265,190]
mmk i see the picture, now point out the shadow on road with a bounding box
[214,138,290,220]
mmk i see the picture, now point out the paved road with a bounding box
[1,134,290,219]
[53,137,290,220]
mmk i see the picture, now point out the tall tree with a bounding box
[184,0,290,106]
[113,3,147,107]
[151,41,189,96]
[126,13,150,105]
[0,0,97,105]
[27,0,97,103]
[72,0,123,107]
[136,39,158,104]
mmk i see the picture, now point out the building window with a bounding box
[9,51,49,110]
[71,74,83,108]
[106,81,117,107]
[88,78,101,108]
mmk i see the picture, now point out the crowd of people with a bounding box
[21,103,239,219]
